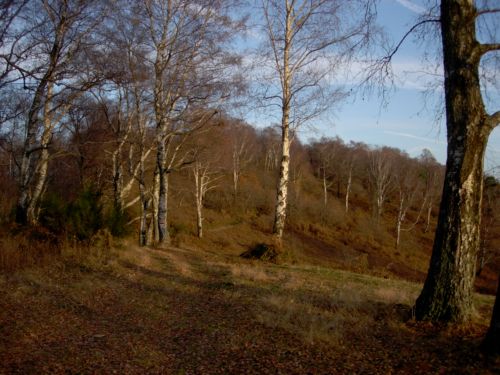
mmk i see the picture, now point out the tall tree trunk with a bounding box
[322,169,328,207]
[15,6,68,225]
[194,168,203,238]
[148,170,160,245]
[232,145,240,199]
[345,167,352,214]
[112,145,123,214]
[139,194,148,247]
[272,5,291,239]
[424,198,433,233]
[273,118,290,238]
[396,195,404,249]
[156,135,170,245]
[16,84,48,224]
[138,155,148,247]
[26,81,56,224]
[415,0,494,322]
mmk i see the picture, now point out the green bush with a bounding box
[67,186,103,241]
[39,193,68,235]
[106,205,129,238]
[40,185,104,242]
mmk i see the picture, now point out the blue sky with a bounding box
[241,0,500,175]
[330,0,500,174]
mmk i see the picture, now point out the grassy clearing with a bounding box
[0,241,498,373]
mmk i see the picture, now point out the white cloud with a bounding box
[337,58,443,91]
[394,0,426,14]
[383,130,444,144]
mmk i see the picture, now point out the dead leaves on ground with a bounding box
[0,245,499,374]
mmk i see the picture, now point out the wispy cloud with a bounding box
[383,130,444,144]
[394,0,426,14]
[338,58,443,91]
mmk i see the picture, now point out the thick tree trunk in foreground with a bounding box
[415,0,496,322]
[482,273,500,355]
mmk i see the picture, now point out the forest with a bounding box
[1,0,500,373]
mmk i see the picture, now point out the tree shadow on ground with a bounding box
[0,245,498,374]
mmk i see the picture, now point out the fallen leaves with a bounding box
[0,244,497,374]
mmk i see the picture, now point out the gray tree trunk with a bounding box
[138,148,148,247]
[415,0,498,322]
[156,139,170,245]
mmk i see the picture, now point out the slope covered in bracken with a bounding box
[0,242,498,374]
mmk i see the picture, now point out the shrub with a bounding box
[106,205,130,238]
[39,193,68,235]
[66,186,103,242]
[241,243,282,263]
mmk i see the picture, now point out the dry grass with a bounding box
[0,240,497,373]
[256,287,375,346]
[227,262,277,283]
[0,227,113,273]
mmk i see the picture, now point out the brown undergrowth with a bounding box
[0,241,498,374]
[0,225,113,273]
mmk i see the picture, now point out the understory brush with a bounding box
[0,225,113,273]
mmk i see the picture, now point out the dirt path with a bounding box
[0,244,498,374]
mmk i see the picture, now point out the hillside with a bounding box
[0,242,497,374]
[166,180,500,296]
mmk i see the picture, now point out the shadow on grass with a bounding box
[0,245,497,374]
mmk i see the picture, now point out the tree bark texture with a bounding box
[138,152,148,247]
[194,165,204,238]
[273,116,291,238]
[16,48,59,224]
[156,139,171,245]
[415,0,493,322]
[272,3,292,239]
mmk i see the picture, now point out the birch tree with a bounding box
[143,0,241,245]
[343,148,356,214]
[368,148,393,222]
[417,149,442,233]
[95,4,158,242]
[192,159,221,238]
[259,0,376,238]
[13,0,107,225]
[309,138,338,207]
[227,121,254,198]
[393,157,421,249]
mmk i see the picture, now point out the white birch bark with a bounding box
[261,0,374,237]
[345,166,352,214]
[192,160,220,238]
